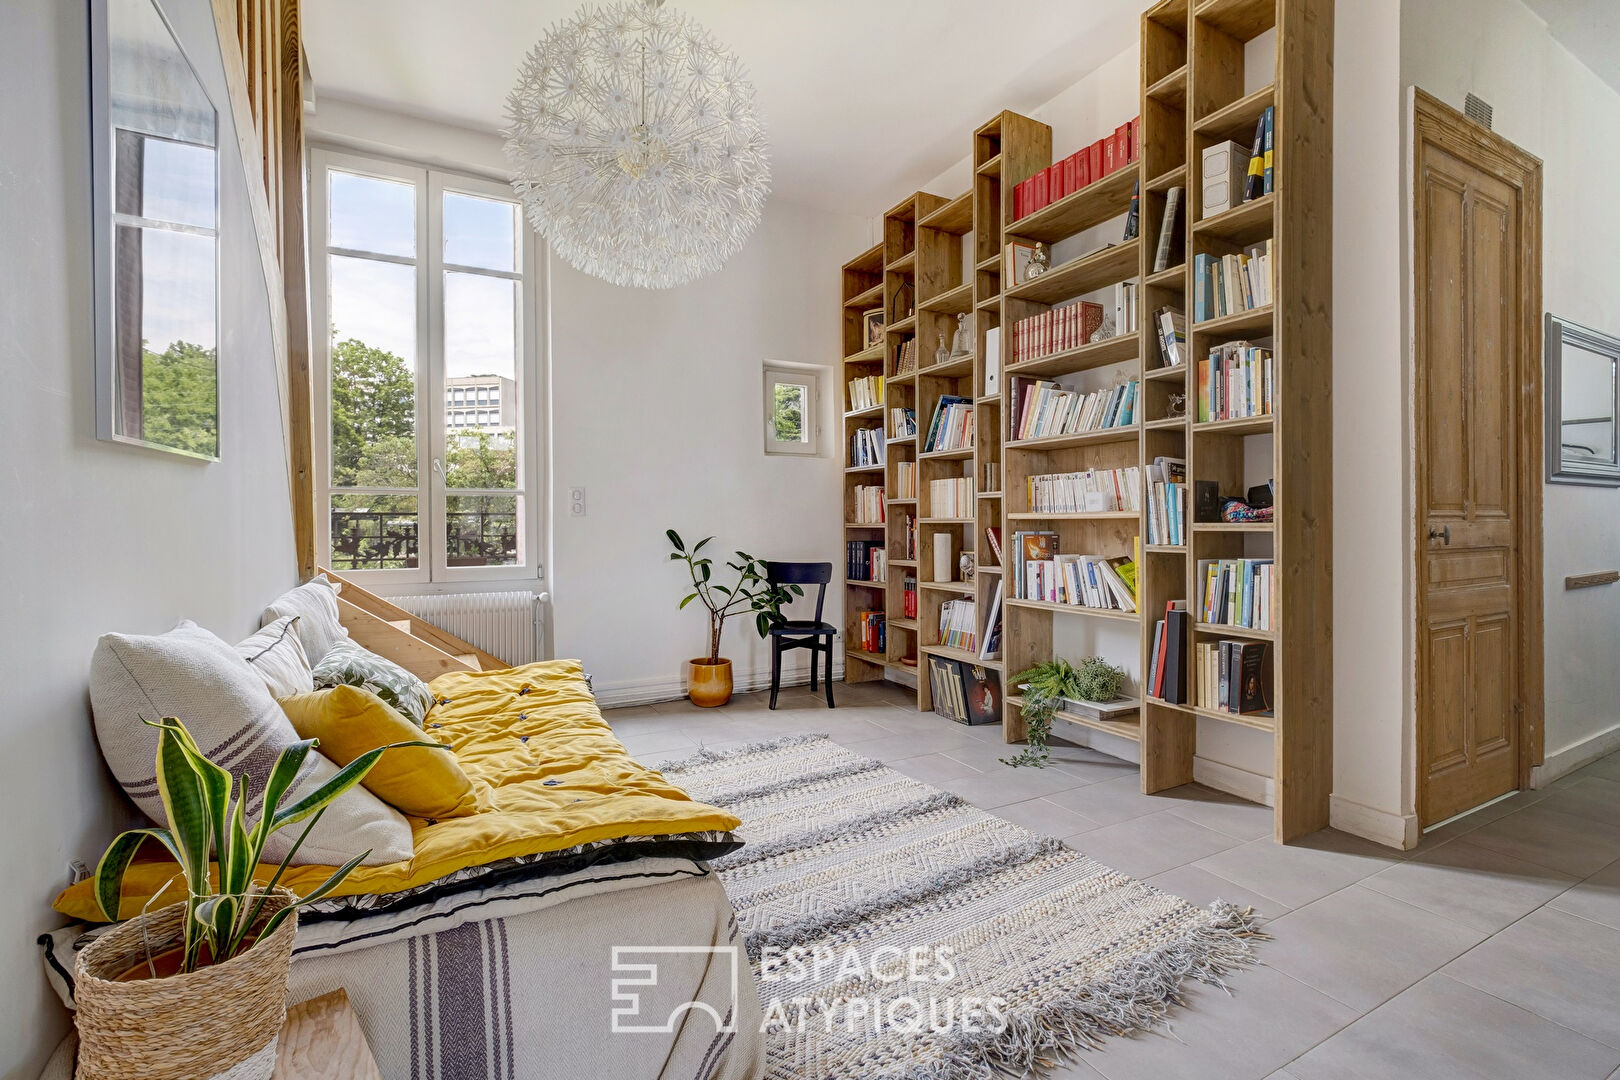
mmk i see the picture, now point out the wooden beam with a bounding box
[337,598,477,680]
[318,566,508,671]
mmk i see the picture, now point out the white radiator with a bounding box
[392,591,546,667]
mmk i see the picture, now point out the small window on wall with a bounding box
[764,364,820,456]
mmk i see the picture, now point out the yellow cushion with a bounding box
[279,685,485,820]
[56,660,741,922]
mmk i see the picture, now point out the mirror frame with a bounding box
[1545,313,1620,487]
[89,0,223,461]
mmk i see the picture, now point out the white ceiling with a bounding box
[1520,0,1620,96]
[301,1,1144,217]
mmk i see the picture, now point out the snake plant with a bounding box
[94,716,438,974]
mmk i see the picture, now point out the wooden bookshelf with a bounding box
[836,0,1330,843]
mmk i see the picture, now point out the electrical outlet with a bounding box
[568,487,586,517]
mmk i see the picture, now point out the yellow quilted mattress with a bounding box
[56,659,735,922]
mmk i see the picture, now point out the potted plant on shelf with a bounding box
[667,529,801,707]
[73,717,436,1080]
[1002,656,1129,768]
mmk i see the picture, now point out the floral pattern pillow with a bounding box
[311,639,436,727]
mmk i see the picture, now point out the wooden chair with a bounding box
[765,561,836,709]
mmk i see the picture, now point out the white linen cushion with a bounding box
[90,620,413,867]
[261,574,348,665]
[235,615,314,699]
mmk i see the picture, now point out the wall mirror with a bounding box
[91,0,221,459]
[1546,314,1620,487]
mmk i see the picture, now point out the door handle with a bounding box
[1428,524,1451,545]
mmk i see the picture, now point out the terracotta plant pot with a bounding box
[74,888,297,1080]
[688,657,733,707]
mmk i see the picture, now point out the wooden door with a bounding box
[1412,90,1543,827]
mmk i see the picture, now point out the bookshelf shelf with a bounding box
[1192,192,1274,242]
[844,404,883,419]
[887,497,917,505]
[1004,334,1139,377]
[1004,239,1141,304]
[846,579,886,589]
[840,0,1331,840]
[1007,166,1141,245]
[844,521,885,529]
[845,463,884,474]
[846,647,890,668]
[844,343,884,364]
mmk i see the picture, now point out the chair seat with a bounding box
[769,620,837,636]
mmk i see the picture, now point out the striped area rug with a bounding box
[660,734,1262,1080]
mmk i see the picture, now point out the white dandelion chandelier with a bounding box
[501,0,770,289]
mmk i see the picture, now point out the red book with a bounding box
[1088,140,1104,181]
[1115,122,1131,167]
[1062,154,1078,197]
[1072,148,1090,189]
[1048,163,1065,202]
[1103,134,1117,176]
[1013,178,1025,220]
[1152,601,1174,698]
[1032,169,1049,213]
[1130,116,1141,161]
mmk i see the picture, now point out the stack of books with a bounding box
[1027,466,1141,514]
[894,461,917,500]
[1012,302,1103,364]
[852,486,886,524]
[1010,530,1137,613]
[902,574,917,619]
[929,477,975,518]
[1241,106,1275,202]
[889,406,917,439]
[923,395,975,452]
[845,540,885,582]
[849,427,884,467]
[1147,602,1190,704]
[1145,456,1187,546]
[902,514,917,559]
[1193,241,1272,322]
[1153,306,1186,368]
[937,597,978,652]
[1197,341,1273,423]
[1012,116,1141,221]
[1197,558,1275,631]
[854,610,886,655]
[1195,640,1273,716]
[928,655,1001,726]
[893,338,918,376]
[1009,376,1138,441]
[847,375,883,411]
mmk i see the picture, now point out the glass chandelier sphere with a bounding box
[502,0,771,289]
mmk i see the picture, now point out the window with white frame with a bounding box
[310,149,542,583]
[764,363,821,456]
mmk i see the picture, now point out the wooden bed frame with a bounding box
[318,567,508,680]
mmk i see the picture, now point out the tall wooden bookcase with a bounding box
[838,0,1331,842]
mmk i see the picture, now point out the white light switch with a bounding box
[568,487,586,516]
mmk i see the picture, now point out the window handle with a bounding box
[432,457,445,476]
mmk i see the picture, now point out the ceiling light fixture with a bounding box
[502,0,770,289]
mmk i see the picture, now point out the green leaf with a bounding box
[92,828,178,921]
[679,592,698,609]
[667,529,684,552]
[253,740,317,848]
[153,723,214,895]
[222,774,255,898]
[259,849,371,939]
[271,741,440,829]
[694,536,713,551]
[712,585,731,596]
[158,719,233,867]
[791,584,805,596]
[700,562,711,581]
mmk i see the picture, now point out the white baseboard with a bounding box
[1193,756,1274,806]
[1329,794,1418,850]
[591,662,845,709]
[1530,720,1620,788]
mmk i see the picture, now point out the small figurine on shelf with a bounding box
[1167,392,1187,418]
[934,331,950,368]
[950,313,974,359]
[960,552,976,582]
[1091,312,1117,341]
[1025,242,1050,279]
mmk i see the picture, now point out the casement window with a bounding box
[309,148,543,584]
[764,362,822,456]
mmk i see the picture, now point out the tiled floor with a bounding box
[606,681,1620,1080]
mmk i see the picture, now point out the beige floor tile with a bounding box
[1160,787,1277,841]
[1549,857,1620,931]
[885,752,984,785]
[1044,775,1180,827]
[1538,776,1620,828]
[1360,836,1577,933]
[1066,811,1246,880]
[938,767,1081,809]
[1145,864,1294,921]
[1258,885,1487,1011]
[1191,829,1402,909]
[1464,805,1620,878]
[992,796,1104,838]
[1288,972,1619,1080]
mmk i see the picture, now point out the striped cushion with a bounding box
[235,615,314,699]
[90,620,412,867]
[261,575,348,665]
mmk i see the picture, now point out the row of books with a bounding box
[937,597,977,652]
[1197,640,1274,716]
[1147,604,1189,704]
[929,476,975,519]
[929,655,1001,726]
[983,526,1004,568]
[852,485,886,524]
[850,427,885,468]
[1114,281,1140,337]
[1193,242,1272,322]
[847,375,883,412]
[900,514,917,560]
[1009,376,1138,442]
[845,540,885,583]
[1027,466,1142,514]
[1198,558,1275,632]
[1242,106,1276,203]
[894,460,917,500]
[1011,116,1141,222]
[1198,342,1274,423]
[1145,456,1188,546]
[1010,531,1137,610]
[1011,302,1103,364]
[1152,186,1185,274]
[889,406,917,439]
[853,611,886,655]
[1152,306,1187,369]
[902,575,917,619]
[979,580,1003,660]
[981,461,1000,494]
[893,337,919,376]
[924,395,975,452]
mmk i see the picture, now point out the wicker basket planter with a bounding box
[73,888,297,1080]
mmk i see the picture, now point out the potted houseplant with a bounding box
[73,717,435,1080]
[667,529,801,707]
[1003,656,1129,768]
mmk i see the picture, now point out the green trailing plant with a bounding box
[668,530,802,663]
[1002,657,1128,768]
[94,716,439,974]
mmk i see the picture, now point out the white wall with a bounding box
[0,1,298,1075]
[1403,0,1620,781]
[307,98,872,706]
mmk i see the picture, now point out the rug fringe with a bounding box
[655,732,832,773]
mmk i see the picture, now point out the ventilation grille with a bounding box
[392,591,544,667]
[1464,93,1493,129]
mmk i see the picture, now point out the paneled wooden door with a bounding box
[1412,90,1543,828]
